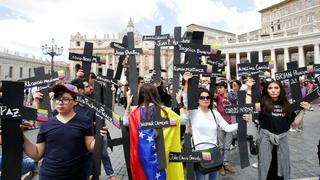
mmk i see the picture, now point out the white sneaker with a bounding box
[289,128,297,132]
[252,163,258,168]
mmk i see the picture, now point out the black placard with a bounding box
[173,64,208,74]
[275,67,307,81]
[224,104,258,115]
[169,152,206,162]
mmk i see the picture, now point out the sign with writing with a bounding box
[68,42,99,79]
[76,94,120,129]
[238,61,272,77]
[173,64,208,74]
[224,103,260,115]
[140,119,176,130]
[142,34,170,41]
[275,67,307,81]
[169,152,211,162]
[0,81,49,179]
[20,70,62,89]
[69,52,101,63]
[179,43,210,56]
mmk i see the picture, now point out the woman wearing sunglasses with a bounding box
[179,72,250,180]
[249,80,311,180]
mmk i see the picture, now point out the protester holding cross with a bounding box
[243,80,311,180]
[123,83,188,180]
[181,72,250,180]
[21,83,109,180]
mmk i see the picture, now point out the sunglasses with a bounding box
[199,96,211,100]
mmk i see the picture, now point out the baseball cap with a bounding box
[51,83,79,94]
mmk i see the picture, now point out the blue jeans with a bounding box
[195,171,218,180]
[102,138,115,177]
[84,139,115,179]
[0,155,36,177]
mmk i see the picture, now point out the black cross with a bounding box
[143,26,170,83]
[149,26,183,108]
[69,42,102,79]
[224,91,260,168]
[113,36,128,82]
[179,31,213,110]
[275,61,308,101]
[20,67,63,117]
[0,81,48,180]
[110,32,142,106]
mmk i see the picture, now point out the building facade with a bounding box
[68,18,174,81]
[0,49,70,81]
[69,0,320,81]
[188,0,320,79]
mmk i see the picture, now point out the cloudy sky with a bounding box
[0,0,281,61]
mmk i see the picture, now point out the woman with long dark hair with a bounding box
[123,83,187,180]
[180,72,249,180]
[253,80,310,180]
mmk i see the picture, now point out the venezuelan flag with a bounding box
[57,70,65,79]
[202,152,212,161]
[37,109,48,122]
[112,112,121,128]
[207,65,213,74]
[169,119,177,126]
[210,45,219,55]
[255,102,261,112]
[307,65,314,73]
[264,71,271,78]
[129,106,184,180]
[268,60,275,69]
[100,54,107,64]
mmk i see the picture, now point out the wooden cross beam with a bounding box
[224,91,260,168]
[180,31,212,110]
[0,81,48,180]
[113,36,128,82]
[110,32,142,106]
[69,42,103,79]
[143,26,170,83]
[168,133,218,180]
[20,67,64,117]
[275,61,307,101]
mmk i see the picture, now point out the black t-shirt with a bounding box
[259,103,296,135]
[36,113,93,179]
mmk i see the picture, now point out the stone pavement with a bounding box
[104,105,320,180]
[2,104,319,180]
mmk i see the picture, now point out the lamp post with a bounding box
[41,38,63,74]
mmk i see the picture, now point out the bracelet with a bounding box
[177,103,184,109]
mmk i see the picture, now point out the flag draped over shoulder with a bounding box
[129,105,184,180]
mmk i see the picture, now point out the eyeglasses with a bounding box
[199,96,211,100]
[54,98,74,104]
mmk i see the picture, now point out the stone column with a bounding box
[247,51,251,62]
[298,46,305,67]
[314,44,320,64]
[236,52,240,78]
[271,49,276,77]
[284,47,290,70]
[225,53,231,80]
[259,50,263,62]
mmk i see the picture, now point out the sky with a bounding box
[0,0,282,62]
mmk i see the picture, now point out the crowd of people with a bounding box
[0,66,319,180]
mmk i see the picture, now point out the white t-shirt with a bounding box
[189,108,238,151]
